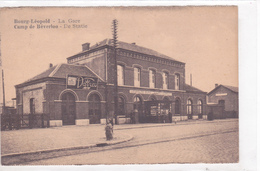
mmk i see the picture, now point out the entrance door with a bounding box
[134,96,143,123]
[89,94,101,124]
[61,93,76,125]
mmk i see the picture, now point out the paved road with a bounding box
[20,119,238,165]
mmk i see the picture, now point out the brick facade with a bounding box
[16,39,207,126]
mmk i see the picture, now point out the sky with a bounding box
[0,6,238,104]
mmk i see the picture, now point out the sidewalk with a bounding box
[115,118,236,130]
[1,118,237,157]
[1,125,133,157]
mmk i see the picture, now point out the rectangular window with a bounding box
[134,67,141,87]
[149,70,156,88]
[163,72,169,89]
[117,65,124,85]
[175,74,180,90]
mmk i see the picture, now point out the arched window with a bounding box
[88,93,101,124]
[117,64,124,85]
[175,74,180,90]
[175,98,181,114]
[118,96,125,115]
[198,100,203,114]
[134,67,141,87]
[162,72,169,89]
[149,69,156,88]
[61,92,76,125]
[187,99,192,116]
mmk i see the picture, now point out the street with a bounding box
[13,119,238,165]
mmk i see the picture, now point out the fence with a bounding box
[1,113,50,131]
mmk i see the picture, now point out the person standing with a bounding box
[105,119,113,140]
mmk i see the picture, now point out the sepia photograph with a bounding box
[0,3,256,169]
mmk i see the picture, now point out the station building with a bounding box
[15,39,207,126]
[207,84,238,118]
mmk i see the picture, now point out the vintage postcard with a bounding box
[0,4,257,171]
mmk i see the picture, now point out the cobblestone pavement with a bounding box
[26,131,238,165]
[20,119,238,165]
[1,119,236,156]
[1,125,130,155]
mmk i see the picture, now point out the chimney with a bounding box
[82,43,90,51]
[49,63,53,68]
[215,84,218,88]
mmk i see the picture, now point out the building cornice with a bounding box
[67,44,185,68]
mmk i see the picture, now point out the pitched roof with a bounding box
[17,64,100,87]
[222,85,238,93]
[184,84,205,93]
[207,84,238,95]
[70,38,184,63]
[25,66,57,82]
[51,64,97,79]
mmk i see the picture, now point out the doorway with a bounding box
[89,93,101,124]
[61,92,76,125]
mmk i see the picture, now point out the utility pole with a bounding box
[0,34,5,115]
[112,19,118,125]
[190,74,192,86]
